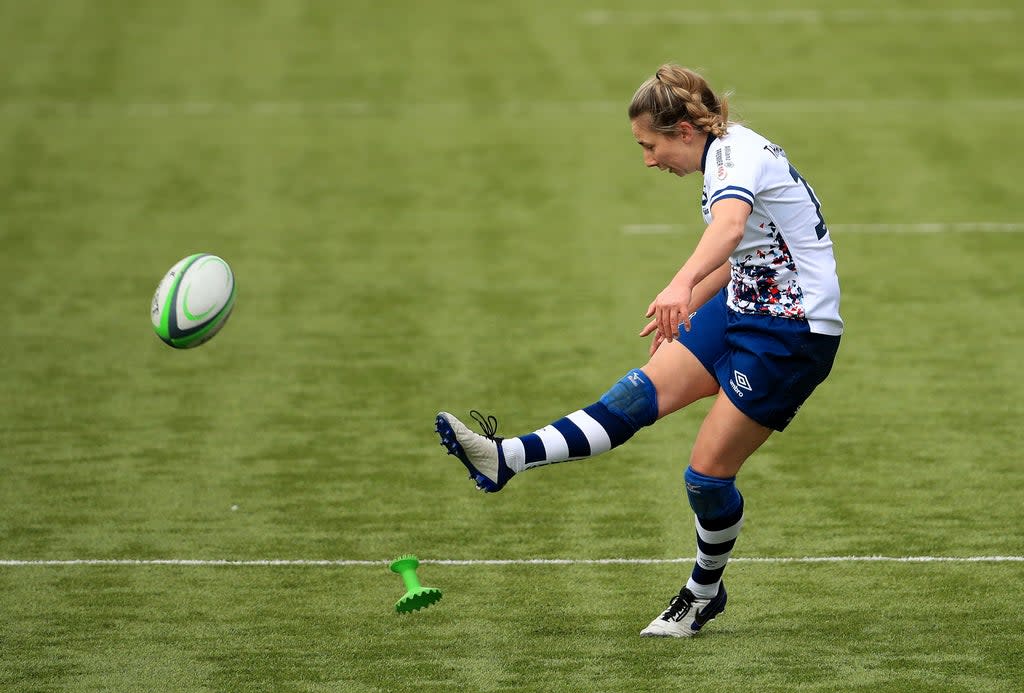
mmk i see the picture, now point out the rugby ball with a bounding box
[151,253,236,349]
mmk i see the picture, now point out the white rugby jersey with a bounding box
[700,124,843,336]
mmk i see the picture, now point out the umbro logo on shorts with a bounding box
[729,371,753,398]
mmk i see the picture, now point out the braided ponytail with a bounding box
[628,64,730,137]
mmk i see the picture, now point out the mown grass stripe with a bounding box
[580,9,1017,25]
[3,99,1024,118]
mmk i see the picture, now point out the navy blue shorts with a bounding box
[676,289,841,431]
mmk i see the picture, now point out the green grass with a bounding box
[2,0,1023,691]
[2,563,1021,692]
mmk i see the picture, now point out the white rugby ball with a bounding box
[151,253,236,349]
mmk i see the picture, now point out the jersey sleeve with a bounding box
[705,139,761,212]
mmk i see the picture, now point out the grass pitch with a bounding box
[1,1,1023,691]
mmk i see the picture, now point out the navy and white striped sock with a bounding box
[500,369,658,472]
[686,505,744,599]
[684,466,745,599]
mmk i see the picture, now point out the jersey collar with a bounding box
[699,133,717,173]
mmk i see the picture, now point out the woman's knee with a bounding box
[641,344,718,418]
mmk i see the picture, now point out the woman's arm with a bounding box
[641,198,751,348]
[640,260,731,355]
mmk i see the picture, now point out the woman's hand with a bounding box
[639,319,666,356]
[643,281,694,344]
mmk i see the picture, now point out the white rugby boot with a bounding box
[435,411,516,492]
[640,583,727,638]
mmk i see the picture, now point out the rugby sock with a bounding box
[684,466,745,599]
[500,369,658,472]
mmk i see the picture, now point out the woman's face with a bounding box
[630,115,705,177]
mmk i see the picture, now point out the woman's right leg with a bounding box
[435,339,719,492]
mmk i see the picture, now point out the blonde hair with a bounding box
[628,64,730,138]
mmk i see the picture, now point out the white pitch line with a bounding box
[623,223,679,234]
[424,556,1024,565]
[1,556,1022,567]
[833,222,1024,233]
[623,223,1024,234]
[581,9,1017,24]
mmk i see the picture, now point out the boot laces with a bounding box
[660,590,696,623]
[469,410,499,439]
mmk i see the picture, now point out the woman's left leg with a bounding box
[641,391,771,638]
